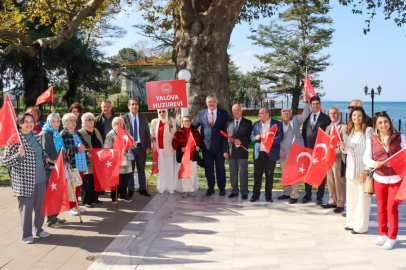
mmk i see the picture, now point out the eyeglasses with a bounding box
[129,103,138,107]
[158,111,166,114]
[348,106,355,110]
[182,120,191,123]
[86,119,94,122]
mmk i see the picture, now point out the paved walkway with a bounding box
[0,186,155,270]
[90,190,406,270]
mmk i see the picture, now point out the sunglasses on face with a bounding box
[86,119,94,122]
[158,111,166,114]
[348,106,355,110]
[375,111,388,116]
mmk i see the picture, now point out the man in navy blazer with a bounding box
[250,107,284,202]
[192,94,230,196]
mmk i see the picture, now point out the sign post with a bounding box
[146,80,188,110]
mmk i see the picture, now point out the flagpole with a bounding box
[370,148,406,173]
[65,154,83,223]
[7,101,22,143]
[116,185,118,207]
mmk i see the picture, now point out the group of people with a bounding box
[3,94,404,250]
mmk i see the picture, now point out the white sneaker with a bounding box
[374,235,388,246]
[169,191,174,195]
[382,239,396,250]
[68,208,79,216]
[38,231,50,238]
[22,236,34,244]
[79,207,86,213]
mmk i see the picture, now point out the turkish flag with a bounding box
[42,149,70,216]
[395,175,406,203]
[304,128,330,187]
[35,86,53,106]
[0,101,20,146]
[326,124,340,166]
[261,124,278,153]
[151,140,159,175]
[90,149,122,191]
[387,148,406,179]
[281,144,313,186]
[0,94,16,121]
[178,135,195,179]
[114,125,134,151]
[303,73,322,111]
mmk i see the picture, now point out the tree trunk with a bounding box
[172,0,246,123]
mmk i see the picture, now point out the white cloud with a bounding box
[241,51,254,57]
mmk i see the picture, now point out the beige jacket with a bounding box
[150,117,176,157]
[326,121,347,168]
[78,127,103,175]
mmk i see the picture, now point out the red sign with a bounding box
[146,80,188,110]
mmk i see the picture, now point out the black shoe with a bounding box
[84,203,93,208]
[242,195,248,200]
[301,198,311,204]
[219,189,226,196]
[315,199,322,206]
[266,197,273,203]
[277,195,290,200]
[351,230,368,234]
[321,203,337,209]
[250,196,259,202]
[92,200,103,204]
[334,207,344,213]
[140,190,151,197]
[288,198,298,204]
[206,188,214,196]
[344,227,353,231]
[228,193,238,198]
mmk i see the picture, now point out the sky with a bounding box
[104,2,406,102]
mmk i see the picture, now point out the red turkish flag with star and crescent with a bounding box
[395,174,406,203]
[261,124,278,153]
[281,144,313,186]
[386,148,406,203]
[0,94,16,121]
[303,128,330,187]
[178,135,195,179]
[0,101,20,146]
[303,73,322,111]
[35,86,53,106]
[326,124,341,166]
[42,149,70,216]
[114,125,134,151]
[90,148,123,191]
[151,140,159,175]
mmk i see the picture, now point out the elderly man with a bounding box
[278,95,310,204]
[122,98,151,197]
[348,99,373,127]
[250,107,284,202]
[222,104,252,199]
[321,107,347,213]
[192,94,230,196]
[94,100,116,142]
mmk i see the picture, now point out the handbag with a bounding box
[127,149,135,161]
[70,168,83,187]
[363,171,374,197]
[66,179,76,202]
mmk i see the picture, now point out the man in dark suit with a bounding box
[222,104,252,199]
[301,96,332,205]
[122,98,151,197]
[192,94,230,196]
[250,107,284,202]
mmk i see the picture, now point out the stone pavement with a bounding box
[90,190,406,270]
[0,186,155,270]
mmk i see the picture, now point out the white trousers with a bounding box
[175,161,198,192]
[156,149,175,193]
[346,178,371,233]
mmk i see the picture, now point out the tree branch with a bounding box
[46,0,76,17]
[180,0,196,30]
[0,30,34,45]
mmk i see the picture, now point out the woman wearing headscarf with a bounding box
[40,113,66,228]
[3,112,52,244]
[79,112,104,208]
[364,111,406,250]
[60,113,90,215]
[150,109,176,194]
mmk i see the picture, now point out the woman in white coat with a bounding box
[150,109,176,194]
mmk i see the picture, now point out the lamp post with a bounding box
[364,85,382,116]
[15,85,24,114]
[178,69,191,122]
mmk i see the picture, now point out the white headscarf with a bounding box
[157,109,168,124]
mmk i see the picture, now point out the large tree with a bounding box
[248,2,333,114]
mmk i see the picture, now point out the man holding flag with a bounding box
[250,107,283,202]
[322,107,347,213]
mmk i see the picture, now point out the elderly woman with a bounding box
[3,112,52,244]
[79,112,103,208]
[364,112,406,250]
[104,117,134,203]
[60,113,90,215]
[40,113,66,228]
[26,106,45,134]
[69,102,83,130]
[339,107,374,234]
[172,116,203,198]
[150,109,176,194]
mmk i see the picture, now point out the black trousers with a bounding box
[304,179,326,200]
[81,174,99,204]
[111,173,131,200]
[253,152,276,198]
[130,145,147,197]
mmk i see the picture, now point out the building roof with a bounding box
[122,56,175,67]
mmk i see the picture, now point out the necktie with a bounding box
[133,116,138,141]
[312,114,317,128]
[234,120,239,134]
[34,123,40,134]
[210,112,214,127]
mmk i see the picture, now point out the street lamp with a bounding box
[364,85,382,116]
[15,85,24,114]
[178,69,191,121]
